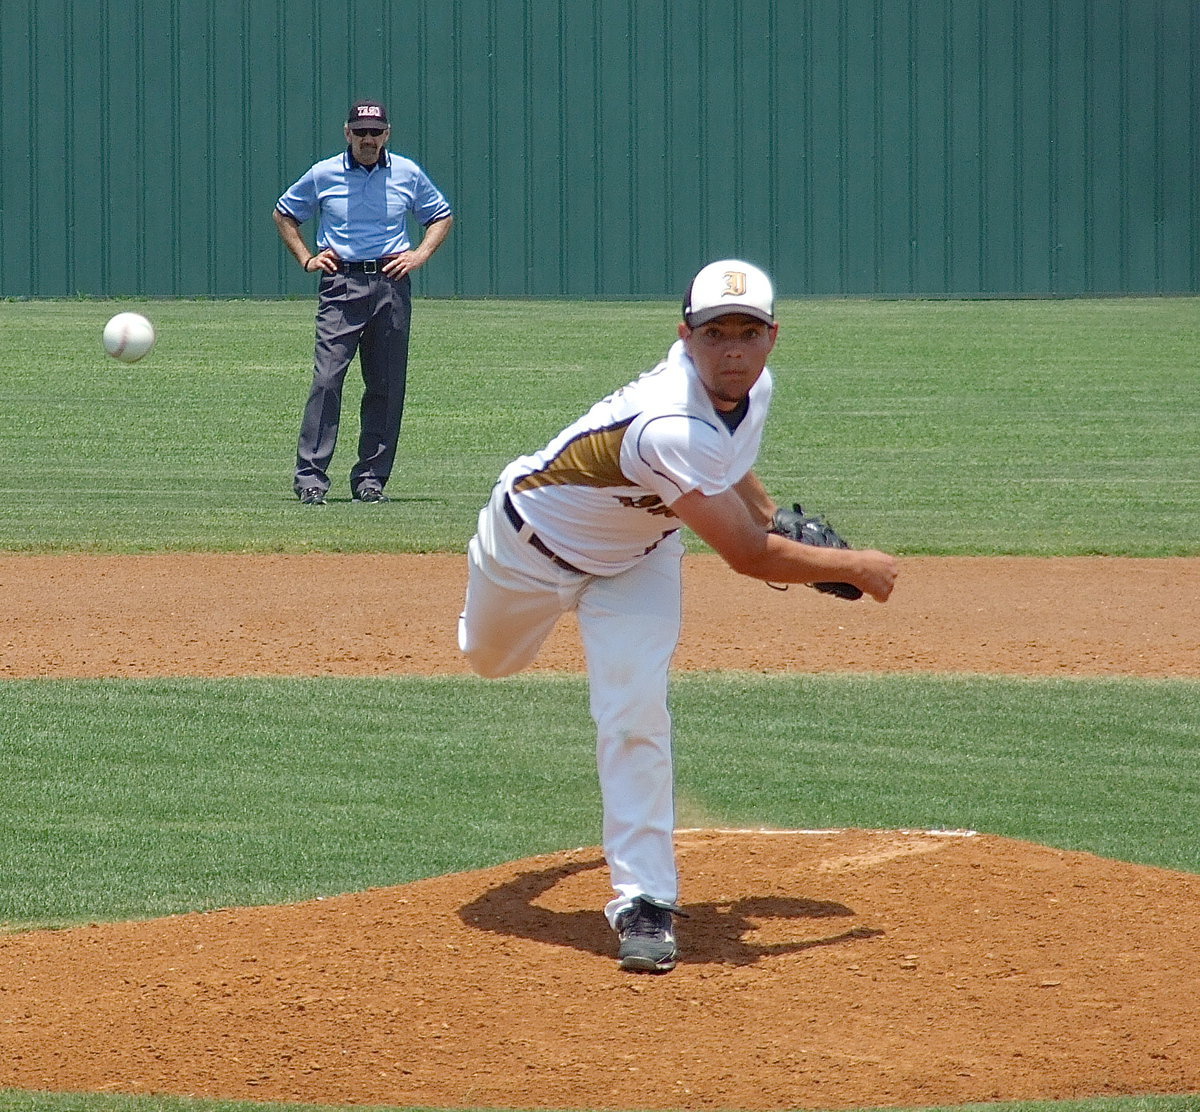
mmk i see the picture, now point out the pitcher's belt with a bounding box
[502,492,586,575]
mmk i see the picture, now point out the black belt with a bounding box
[337,257,397,274]
[503,492,585,574]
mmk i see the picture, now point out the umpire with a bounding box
[274,100,454,504]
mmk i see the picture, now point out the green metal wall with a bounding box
[2,0,1196,299]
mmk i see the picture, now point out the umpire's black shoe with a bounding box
[354,487,389,503]
[298,487,327,505]
[616,896,687,973]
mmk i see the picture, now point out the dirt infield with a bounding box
[2,553,1199,1110]
[2,553,1197,678]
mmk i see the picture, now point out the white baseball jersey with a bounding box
[500,339,774,576]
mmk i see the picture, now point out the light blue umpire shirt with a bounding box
[275,148,452,263]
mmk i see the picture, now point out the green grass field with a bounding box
[1,296,1198,1112]
[0,296,1195,553]
[4,673,1198,930]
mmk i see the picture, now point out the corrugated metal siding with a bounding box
[1,0,1196,298]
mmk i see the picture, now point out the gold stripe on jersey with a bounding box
[512,418,635,492]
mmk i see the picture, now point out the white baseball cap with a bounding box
[682,259,775,327]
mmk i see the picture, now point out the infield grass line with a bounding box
[1,1081,1198,1111]
[0,297,1195,554]
[3,673,1197,931]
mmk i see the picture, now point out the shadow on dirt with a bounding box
[459,855,883,966]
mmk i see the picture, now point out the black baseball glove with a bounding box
[768,504,864,600]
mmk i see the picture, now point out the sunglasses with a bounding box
[351,127,387,137]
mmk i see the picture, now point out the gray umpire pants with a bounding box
[294,267,412,496]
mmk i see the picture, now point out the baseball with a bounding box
[102,312,156,363]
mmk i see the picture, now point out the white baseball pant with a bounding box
[458,482,685,927]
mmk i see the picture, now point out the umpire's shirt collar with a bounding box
[344,148,390,171]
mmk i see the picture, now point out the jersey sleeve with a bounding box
[411,169,453,225]
[276,169,318,224]
[621,413,733,503]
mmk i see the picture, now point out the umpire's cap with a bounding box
[347,100,389,130]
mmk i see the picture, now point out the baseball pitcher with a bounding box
[459,259,898,973]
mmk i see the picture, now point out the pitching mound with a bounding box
[3,828,1199,1109]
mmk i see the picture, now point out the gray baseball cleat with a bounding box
[616,896,687,973]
